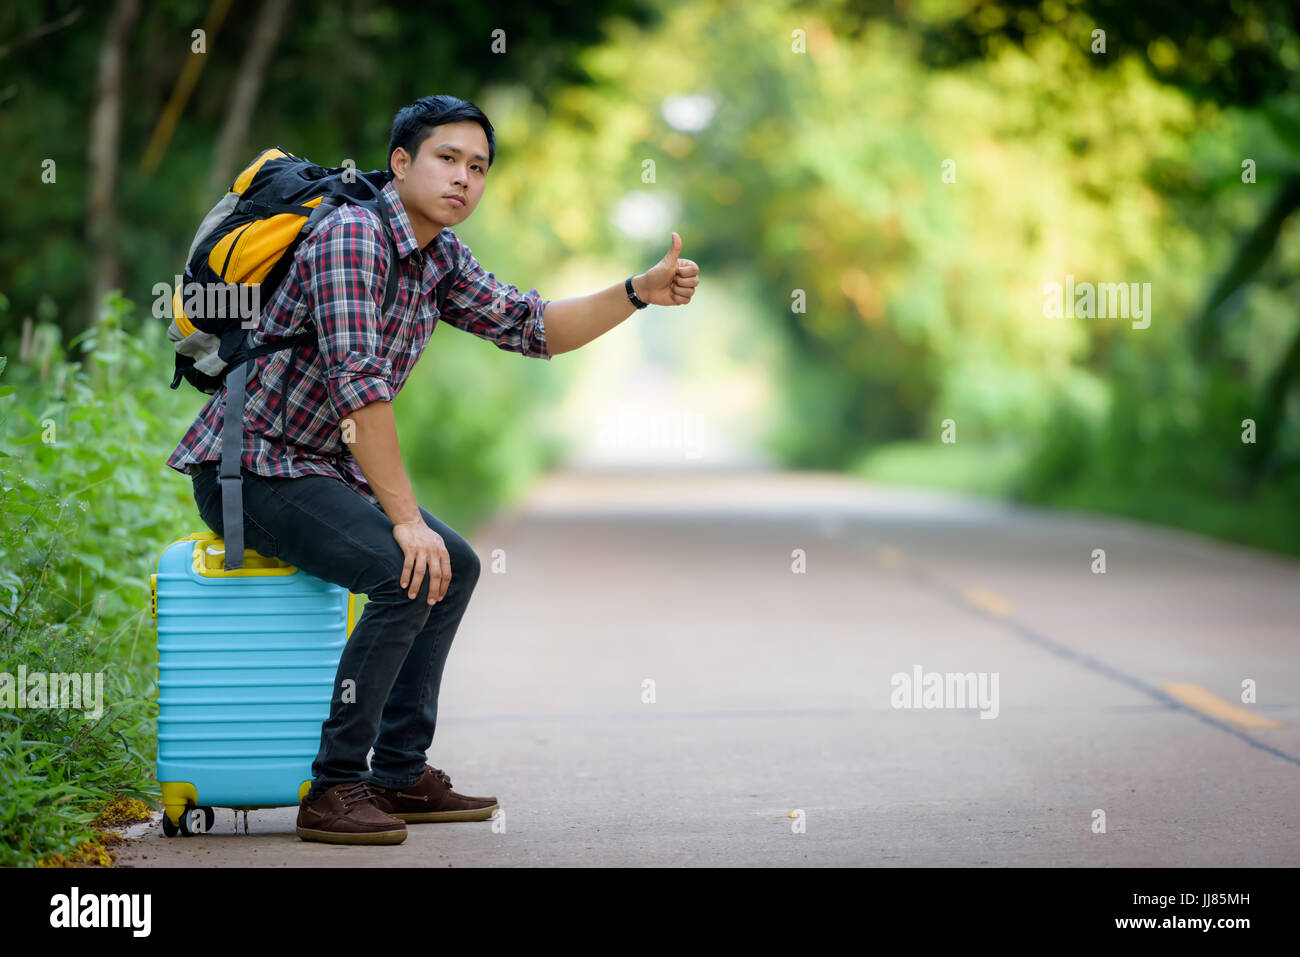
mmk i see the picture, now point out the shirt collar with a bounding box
[379,180,422,261]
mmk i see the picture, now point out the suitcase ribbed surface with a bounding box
[155,536,349,807]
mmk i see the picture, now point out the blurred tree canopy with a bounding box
[1,0,1297,553]
[0,0,659,337]
[516,0,1299,544]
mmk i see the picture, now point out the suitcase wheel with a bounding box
[165,804,216,837]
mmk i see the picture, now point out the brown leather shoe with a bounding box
[296,781,408,844]
[369,766,499,823]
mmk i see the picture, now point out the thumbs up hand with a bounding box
[632,232,700,306]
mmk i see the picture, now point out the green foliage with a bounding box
[0,293,205,865]
[0,0,660,340]
[855,440,1031,499]
[1017,337,1300,556]
[901,0,1300,110]
[396,323,566,533]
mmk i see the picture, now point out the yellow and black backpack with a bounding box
[166,146,410,395]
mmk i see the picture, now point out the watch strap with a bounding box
[625,276,649,309]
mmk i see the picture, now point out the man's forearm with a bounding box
[342,399,421,527]
[542,274,648,355]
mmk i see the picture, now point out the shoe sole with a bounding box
[391,803,499,823]
[295,826,408,845]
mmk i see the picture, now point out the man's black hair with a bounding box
[387,94,496,175]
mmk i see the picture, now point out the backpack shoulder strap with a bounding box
[380,232,401,316]
[362,178,402,318]
[218,356,251,569]
[433,262,457,313]
[328,175,401,318]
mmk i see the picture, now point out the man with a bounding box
[167,94,700,845]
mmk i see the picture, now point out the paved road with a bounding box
[114,467,1300,867]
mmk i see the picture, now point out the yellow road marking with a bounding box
[1163,683,1282,729]
[962,586,1014,617]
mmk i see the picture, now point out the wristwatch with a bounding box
[625,276,649,310]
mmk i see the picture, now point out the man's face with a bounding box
[391,120,489,240]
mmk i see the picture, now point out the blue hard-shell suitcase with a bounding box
[149,531,356,835]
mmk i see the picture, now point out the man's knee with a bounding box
[450,534,481,586]
[420,512,480,587]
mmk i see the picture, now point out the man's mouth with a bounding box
[443,194,466,207]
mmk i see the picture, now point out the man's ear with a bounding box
[390,146,410,181]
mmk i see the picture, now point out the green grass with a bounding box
[852,439,1030,499]
[1036,480,1300,559]
[851,439,1300,561]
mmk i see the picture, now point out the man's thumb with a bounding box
[663,231,682,265]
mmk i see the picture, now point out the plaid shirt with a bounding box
[166,180,552,507]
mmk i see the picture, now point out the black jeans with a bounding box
[191,463,481,796]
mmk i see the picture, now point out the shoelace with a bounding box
[336,780,380,810]
[429,767,453,789]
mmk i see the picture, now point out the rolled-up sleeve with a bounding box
[438,233,552,359]
[303,216,397,419]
